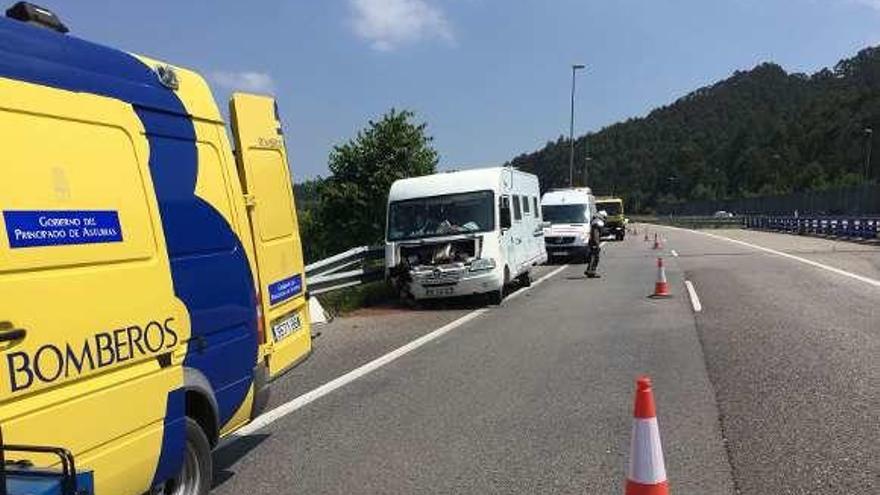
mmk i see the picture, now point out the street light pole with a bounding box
[569,64,585,187]
[865,127,873,183]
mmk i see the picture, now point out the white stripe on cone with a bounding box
[628,417,667,484]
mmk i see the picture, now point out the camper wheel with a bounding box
[487,267,510,305]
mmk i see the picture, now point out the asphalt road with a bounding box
[211,227,880,494]
[654,226,880,495]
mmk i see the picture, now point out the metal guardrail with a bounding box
[638,213,880,240]
[305,245,385,295]
[744,215,880,240]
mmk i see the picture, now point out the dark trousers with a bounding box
[585,243,600,274]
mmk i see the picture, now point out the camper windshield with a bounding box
[388,190,495,241]
[542,204,589,224]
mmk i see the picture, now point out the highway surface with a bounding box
[211,226,880,494]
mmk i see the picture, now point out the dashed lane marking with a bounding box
[684,280,702,312]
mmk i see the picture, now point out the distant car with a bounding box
[713,210,734,218]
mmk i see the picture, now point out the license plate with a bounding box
[272,312,302,342]
[425,286,454,297]
[554,250,569,256]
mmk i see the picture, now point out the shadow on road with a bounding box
[212,434,271,489]
[544,257,580,266]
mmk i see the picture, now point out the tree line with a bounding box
[509,46,880,212]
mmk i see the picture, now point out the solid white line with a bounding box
[221,264,569,445]
[670,249,678,257]
[505,264,568,302]
[684,280,702,313]
[658,225,880,289]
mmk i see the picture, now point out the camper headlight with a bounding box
[469,257,496,272]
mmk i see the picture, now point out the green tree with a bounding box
[508,47,880,211]
[315,109,438,255]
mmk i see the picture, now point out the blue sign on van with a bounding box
[3,210,123,249]
[268,273,303,305]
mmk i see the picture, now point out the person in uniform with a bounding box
[584,212,605,278]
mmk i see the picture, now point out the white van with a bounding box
[386,167,547,304]
[541,188,599,262]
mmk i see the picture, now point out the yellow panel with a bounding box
[250,149,297,241]
[229,93,311,378]
[194,140,235,227]
[266,305,312,377]
[0,106,154,273]
[0,78,187,495]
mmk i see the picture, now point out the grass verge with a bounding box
[317,281,397,317]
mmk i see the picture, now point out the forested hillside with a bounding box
[509,47,880,212]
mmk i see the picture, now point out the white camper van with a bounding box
[386,167,547,304]
[541,187,599,262]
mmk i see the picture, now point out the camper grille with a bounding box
[545,236,575,245]
[413,266,465,286]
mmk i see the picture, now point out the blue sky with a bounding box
[45,0,880,180]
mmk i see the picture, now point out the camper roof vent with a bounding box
[6,2,68,33]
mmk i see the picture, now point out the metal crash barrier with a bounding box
[305,245,386,295]
[745,215,880,240]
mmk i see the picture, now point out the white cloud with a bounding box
[349,0,453,51]
[853,0,880,10]
[209,71,276,94]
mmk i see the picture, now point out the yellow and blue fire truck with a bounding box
[0,3,311,494]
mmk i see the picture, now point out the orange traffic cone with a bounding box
[625,376,669,495]
[652,233,662,250]
[651,258,671,298]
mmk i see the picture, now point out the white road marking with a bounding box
[221,264,570,446]
[670,249,678,257]
[684,280,702,313]
[658,225,880,289]
[505,264,568,302]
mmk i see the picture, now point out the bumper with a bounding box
[408,267,504,300]
[251,361,271,419]
[604,222,624,234]
[545,244,588,258]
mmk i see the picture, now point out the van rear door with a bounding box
[229,93,311,379]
